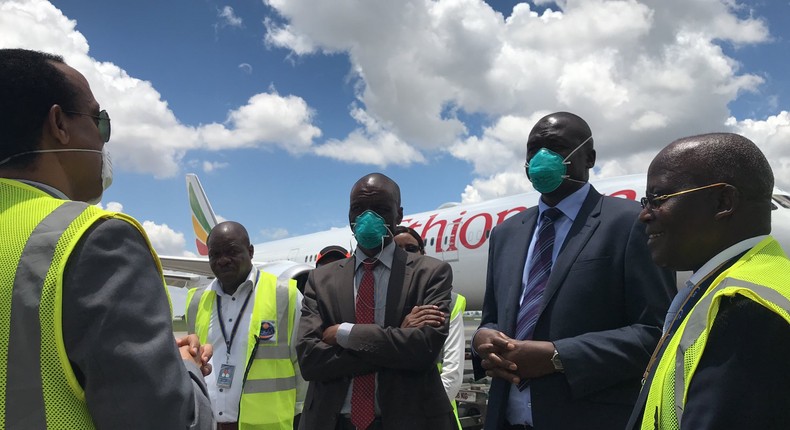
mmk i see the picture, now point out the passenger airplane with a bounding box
[160,174,790,311]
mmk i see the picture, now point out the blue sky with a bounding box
[2,0,789,256]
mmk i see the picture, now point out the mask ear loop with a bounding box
[559,135,593,182]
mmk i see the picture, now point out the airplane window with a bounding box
[773,194,790,209]
[430,238,435,246]
[304,256,308,262]
[444,236,447,245]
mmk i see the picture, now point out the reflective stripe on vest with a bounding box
[641,237,790,429]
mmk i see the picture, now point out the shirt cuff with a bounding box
[337,322,354,347]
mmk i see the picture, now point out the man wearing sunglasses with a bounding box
[0,49,213,429]
[627,133,790,429]
[473,112,675,430]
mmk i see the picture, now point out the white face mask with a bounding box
[0,148,113,204]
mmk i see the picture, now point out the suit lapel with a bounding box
[337,258,357,323]
[541,187,603,310]
[385,247,409,327]
[504,209,539,335]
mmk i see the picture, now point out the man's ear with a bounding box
[248,244,255,259]
[585,148,596,169]
[396,207,404,226]
[714,185,738,220]
[45,104,70,147]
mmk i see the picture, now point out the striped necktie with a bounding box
[516,207,562,341]
[351,259,377,430]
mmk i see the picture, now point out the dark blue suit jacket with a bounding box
[474,186,675,430]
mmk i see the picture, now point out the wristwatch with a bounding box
[551,349,564,372]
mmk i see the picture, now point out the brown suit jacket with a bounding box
[297,245,456,430]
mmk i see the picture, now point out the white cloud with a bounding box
[726,111,790,190]
[259,228,290,241]
[141,220,192,256]
[202,161,229,173]
[238,62,253,74]
[218,6,243,28]
[265,0,775,201]
[314,107,425,167]
[0,0,321,179]
[96,201,124,212]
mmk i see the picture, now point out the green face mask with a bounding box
[353,210,390,249]
[526,135,592,194]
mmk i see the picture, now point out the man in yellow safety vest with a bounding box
[0,48,214,429]
[627,133,790,429]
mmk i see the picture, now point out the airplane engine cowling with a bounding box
[255,260,315,293]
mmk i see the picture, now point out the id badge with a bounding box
[217,364,236,389]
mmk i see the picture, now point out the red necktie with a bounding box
[351,259,377,430]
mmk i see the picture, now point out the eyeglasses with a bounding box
[65,109,111,143]
[640,182,729,209]
[402,244,422,254]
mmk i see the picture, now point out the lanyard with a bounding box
[216,285,254,363]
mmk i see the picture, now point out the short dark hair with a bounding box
[0,49,80,168]
[394,225,424,252]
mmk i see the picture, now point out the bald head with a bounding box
[655,133,773,203]
[207,221,251,246]
[350,173,401,205]
[528,112,594,150]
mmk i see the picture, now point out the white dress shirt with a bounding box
[204,268,306,422]
[441,303,465,402]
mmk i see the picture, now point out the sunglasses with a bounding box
[65,109,111,143]
[403,244,422,254]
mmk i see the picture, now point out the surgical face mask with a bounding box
[526,135,592,194]
[87,148,113,205]
[353,210,390,250]
[0,148,113,204]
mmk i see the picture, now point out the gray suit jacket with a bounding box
[474,186,675,430]
[297,247,457,430]
[63,218,213,429]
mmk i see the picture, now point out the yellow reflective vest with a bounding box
[0,178,162,429]
[186,271,299,430]
[641,236,790,430]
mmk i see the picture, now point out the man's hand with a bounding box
[176,334,213,376]
[474,328,520,384]
[501,340,556,379]
[401,305,446,328]
[322,324,341,346]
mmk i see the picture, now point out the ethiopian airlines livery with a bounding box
[159,174,790,311]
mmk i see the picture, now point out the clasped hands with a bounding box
[176,334,213,377]
[473,328,556,384]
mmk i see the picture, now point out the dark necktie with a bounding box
[351,259,377,430]
[516,208,562,341]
